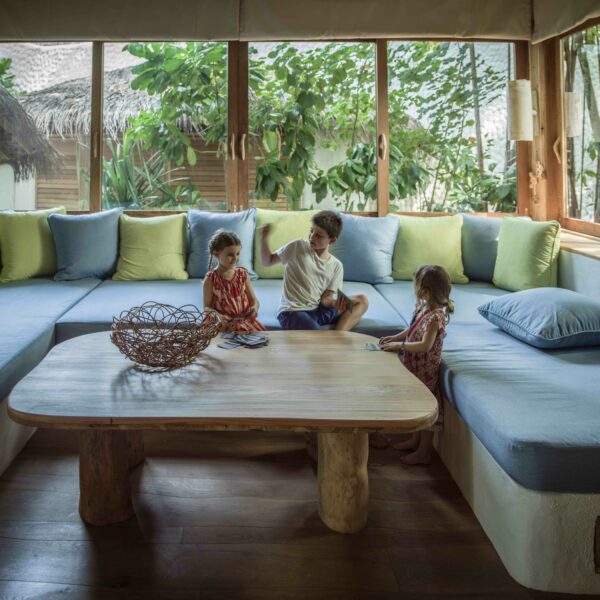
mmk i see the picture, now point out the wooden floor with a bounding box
[0,430,593,599]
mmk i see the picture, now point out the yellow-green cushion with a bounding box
[0,207,66,283]
[390,214,468,284]
[493,218,560,291]
[113,213,188,281]
[254,208,317,278]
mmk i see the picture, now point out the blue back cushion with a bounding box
[331,214,399,284]
[478,287,600,349]
[49,209,121,280]
[461,214,501,282]
[188,208,257,279]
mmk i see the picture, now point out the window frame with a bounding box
[556,17,600,238]
[7,38,525,217]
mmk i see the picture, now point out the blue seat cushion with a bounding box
[251,280,406,336]
[56,279,205,342]
[0,278,101,400]
[375,281,509,326]
[478,287,600,349]
[441,319,600,493]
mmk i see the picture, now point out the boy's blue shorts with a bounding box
[277,305,340,330]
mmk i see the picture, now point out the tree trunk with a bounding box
[469,43,486,211]
[564,36,580,219]
[504,45,512,181]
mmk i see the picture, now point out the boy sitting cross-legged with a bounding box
[260,210,368,331]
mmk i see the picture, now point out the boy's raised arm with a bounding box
[259,224,281,266]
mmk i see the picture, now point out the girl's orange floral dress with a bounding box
[205,267,266,333]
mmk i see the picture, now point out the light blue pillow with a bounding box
[461,215,501,282]
[187,208,257,279]
[49,209,121,280]
[478,288,600,349]
[331,214,399,284]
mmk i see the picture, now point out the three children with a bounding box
[203,211,452,467]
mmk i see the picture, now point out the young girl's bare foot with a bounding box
[391,433,419,451]
[400,450,432,465]
[369,433,390,449]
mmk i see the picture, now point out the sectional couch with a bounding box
[0,209,599,595]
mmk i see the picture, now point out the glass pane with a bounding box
[248,42,377,212]
[563,27,600,224]
[388,42,516,213]
[103,42,228,211]
[0,43,91,211]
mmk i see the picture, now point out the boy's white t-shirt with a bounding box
[276,239,343,314]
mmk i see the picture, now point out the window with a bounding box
[563,25,600,226]
[102,42,228,211]
[387,41,516,213]
[0,43,92,211]
[248,42,377,212]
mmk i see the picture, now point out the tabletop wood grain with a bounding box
[8,331,438,432]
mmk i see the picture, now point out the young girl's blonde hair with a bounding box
[413,264,454,320]
[207,230,242,272]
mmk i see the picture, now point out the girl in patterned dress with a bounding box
[375,265,454,464]
[203,231,267,333]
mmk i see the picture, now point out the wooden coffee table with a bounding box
[8,330,437,533]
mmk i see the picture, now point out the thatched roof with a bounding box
[20,67,156,139]
[0,85,62,180]
[20,66,206,139]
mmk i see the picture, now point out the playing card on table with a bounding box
[365,342,382,351]
[217,341,241,350]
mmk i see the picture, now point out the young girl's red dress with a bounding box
[402,306,447,427]
[205,267,266,333]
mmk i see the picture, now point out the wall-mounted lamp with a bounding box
[564,91,583,138]
[508,79,534,141]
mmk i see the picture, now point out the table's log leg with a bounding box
[127,431,145,470]
[317,432,369,533]
[79,430,134,526]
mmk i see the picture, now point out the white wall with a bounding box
[0,165,15,210]
[0,165,36,210]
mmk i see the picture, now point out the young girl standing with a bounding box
[203,230,267,333]
[377,264,454,464]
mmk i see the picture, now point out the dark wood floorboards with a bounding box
[0,430,594,599]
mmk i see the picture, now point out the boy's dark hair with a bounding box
[207,229,241,271]
[312,210,343,239]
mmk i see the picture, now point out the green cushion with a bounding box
[0,207,66,283]
[390,214,468,284]
[254,208,317,278]
[493,218,560,291]
[113,213,188,281]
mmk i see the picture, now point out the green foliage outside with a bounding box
[107,41,516,212]
[563,25,600,223]
[0,58,18,95]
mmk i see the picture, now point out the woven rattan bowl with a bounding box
[110,302,221,372]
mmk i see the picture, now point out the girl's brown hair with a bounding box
[413,265,454,320]
[207,230,242,272]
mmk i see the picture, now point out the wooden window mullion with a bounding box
[376,40,389,216]
[89,41,104,213]
[237,42,249,210]
[515,41,531,216]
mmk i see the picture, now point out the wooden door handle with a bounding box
[378,134,388,161]
[552,137,562,165]
[229,133,237,160]
[240,133,247,161]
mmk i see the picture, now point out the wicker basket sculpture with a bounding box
[111,302,221,371]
